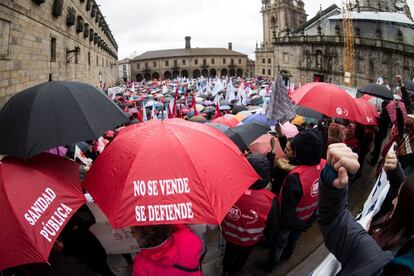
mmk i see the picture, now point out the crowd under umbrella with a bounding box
[0,81,129,159]
[224,122,271,152]
[82,119,259,228]
[0,153,85,271]
[358,83,394,100]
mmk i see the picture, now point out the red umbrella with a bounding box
[211,117,239,128]
[83,119,259,228]
[354,98,379,126]
[291,82,360,121]
[0,153,85,271]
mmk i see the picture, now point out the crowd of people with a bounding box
[2,73,414,276]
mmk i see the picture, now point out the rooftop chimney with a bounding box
[228,42,233,50]
[185,36,191,49]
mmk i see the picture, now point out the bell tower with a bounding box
[261,0,307,46]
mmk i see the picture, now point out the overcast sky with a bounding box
[96,0,414,60]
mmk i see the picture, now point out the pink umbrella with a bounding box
[280,122,299,138]
[46,146,67,157]
[249,134,286,157]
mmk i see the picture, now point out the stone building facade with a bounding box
[118,58,131,82]
[0,0,118,107]
[256,0,414,87]
[130,37,248,81]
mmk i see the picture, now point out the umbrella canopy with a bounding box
[242,113,277,127]
[294,105,324,120]
[0,81,128,159]
[358,84,393,100]
[249,134,286,157]
[205,122,230,132]
[188,115,207,123]
[232,105,248,114]
[211,117,239,128]
[354,98,379,126]
[291,115,305,126]
[280,121,299,138]
[291,82,360,121]
[219,105,232,111]
[224,122,271,152]
[83,119,259,228]
[203,100,214,106]
[404,80,414,94]
[0,153,85,270]
[196,104,204,112]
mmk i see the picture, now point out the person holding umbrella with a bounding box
[221,153,279,274]
[260,129,326,272]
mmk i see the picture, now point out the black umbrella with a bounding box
[358,84,393,100]
[224,122,270,152]
[0,81,129,159]
[403,80,414,94]
[205,122,230,132]
[295,105,324,120]
[232,105,248,114]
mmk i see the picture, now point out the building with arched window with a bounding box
[130,37,248,81]
[256,0,414,87]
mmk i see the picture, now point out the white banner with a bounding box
[311,168,390,276]
[85,195,139,254]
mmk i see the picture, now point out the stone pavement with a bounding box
[108,160,379,276]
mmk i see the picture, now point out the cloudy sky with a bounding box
[96,0,414,60]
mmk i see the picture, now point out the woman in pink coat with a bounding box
[131,224,202,276]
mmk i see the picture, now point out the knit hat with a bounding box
[292,128,323,165]
[247,153,271,190]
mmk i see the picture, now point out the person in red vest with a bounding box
[221,153,279,274]
[260,128,326,272]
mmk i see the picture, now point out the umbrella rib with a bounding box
[64,83,102,139]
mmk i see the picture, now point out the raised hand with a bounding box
[326,143,360,189]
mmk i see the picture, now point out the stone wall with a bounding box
[0,0,118,107]
[271,35,414,87]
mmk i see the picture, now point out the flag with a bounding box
[267,74,296,124]
[377,77,384,85]
[192,97,198,116]
[74,145,92,167]
[212,78,224,96]
[214,94,222,118]
[151,104,156,120]
[226,78,236,101]
[162,85,168,94]
[171,86,179,118]
[142,103,148,122]
[237,82,244,105]
[93,137,109,153]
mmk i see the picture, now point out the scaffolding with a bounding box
[342,0,355,85]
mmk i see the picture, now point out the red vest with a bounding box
[221,189,275,247]
[279,160,326,222]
